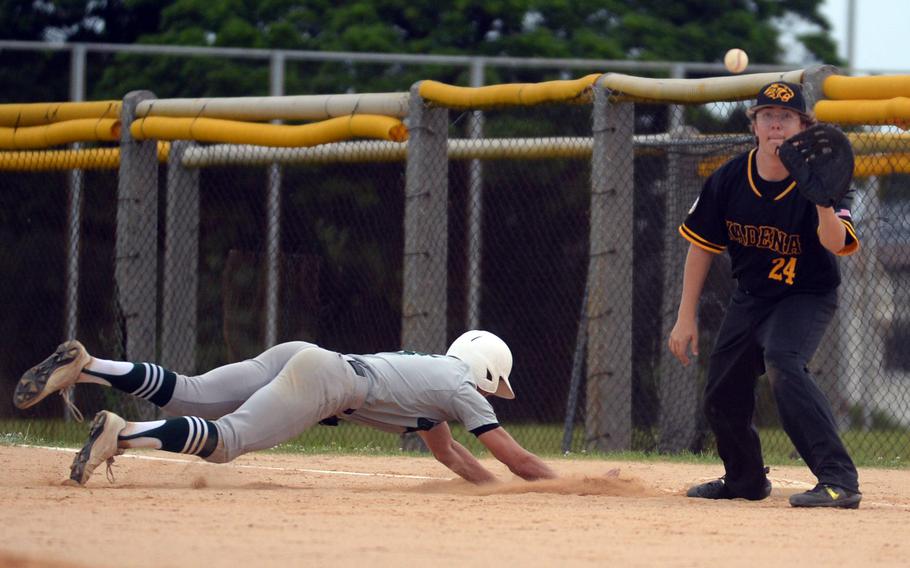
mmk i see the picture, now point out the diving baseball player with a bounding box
[14,330,557,485]
[668,81,862,508]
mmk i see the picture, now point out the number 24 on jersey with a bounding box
[769,257,797,285]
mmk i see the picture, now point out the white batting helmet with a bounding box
[446,330,515,399]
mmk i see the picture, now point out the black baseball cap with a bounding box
[748,81,809,117]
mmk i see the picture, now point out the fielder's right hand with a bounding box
[668,317,699,367]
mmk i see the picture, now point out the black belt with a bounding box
[347,359,367,377]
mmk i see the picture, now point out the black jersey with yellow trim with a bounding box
[679,149,859,298]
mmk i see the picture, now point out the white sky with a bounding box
[820,0,910,73]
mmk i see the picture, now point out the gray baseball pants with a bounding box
[161,342,368,463]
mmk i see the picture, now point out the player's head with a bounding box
[746,81,816,128]
[446,330,515,399]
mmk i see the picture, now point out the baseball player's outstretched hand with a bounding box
[668,316,699,366]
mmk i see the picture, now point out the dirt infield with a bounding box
[1,445,908,567]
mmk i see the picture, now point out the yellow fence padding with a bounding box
[0,101,121,128]
[815,98,910,125]
[854,153,910,177]
[823,75,910,100]
[699,149,910,179]
[0,119,121,150]
[599,70,806,104]
[848,131,910,153]
[0,142,170,171]
[130,115,408,147]
[418,74,601,108]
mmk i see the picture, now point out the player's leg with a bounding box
[163,341,316,418]
[68,347,367,484]
[67,410,222,485]
[688,290,770,500]
[14,340,315,420]
[207,346,366,463]
[760,291,860,507]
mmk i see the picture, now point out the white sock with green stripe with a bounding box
[117,417,219,458]
[82,359,177,406]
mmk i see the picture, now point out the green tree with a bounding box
[2,0,843,101]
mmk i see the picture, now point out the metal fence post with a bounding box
[264,51,286,349]
[62,44,86,421]
[117,90,159,419]
[65,44,86,343]
[657,125,715,453]
[585,79,634,451]
[466,58,485,331]
[402,83,448,353]
[401,83,448,452]
[162,141,199,375]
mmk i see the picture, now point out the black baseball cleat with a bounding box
[14,340,90,420]
[789,484,861,509]
[687,472,772,501]
[687,478,734,499]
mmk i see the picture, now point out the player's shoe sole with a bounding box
[68,410,126,486]
[14,340,90,410]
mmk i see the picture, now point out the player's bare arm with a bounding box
[418,422,497,484]
[669,244,714,366]
[477,426,556,481]
[816,205,848,253]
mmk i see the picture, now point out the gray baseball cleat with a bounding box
[68,410,126,486]
[14,340,90,420]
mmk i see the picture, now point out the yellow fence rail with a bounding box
[130,115,408,147]
[0,142,170,170]
[0,119,120,150]
[0,101,121,127]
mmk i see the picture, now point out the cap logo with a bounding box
[763,83,795,103]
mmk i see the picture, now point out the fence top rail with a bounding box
[418,75,600,109]
[136,93,410,120]
[824,75,910,100]
[0,117,119,150]
[0,100,121,127]
[600,70,807,103]
[131,115,407,147]
[816,98,910,126]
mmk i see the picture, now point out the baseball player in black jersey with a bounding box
[668,81,862,508]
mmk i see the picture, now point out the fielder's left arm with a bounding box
[477,426,557,481]
[419,422,498,484]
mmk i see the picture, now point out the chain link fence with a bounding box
[0,147,155,425]
[2,72,909,462]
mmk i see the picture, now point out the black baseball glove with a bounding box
[777,123,855,207]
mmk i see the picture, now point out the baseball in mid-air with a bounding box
[724,48,749,74]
